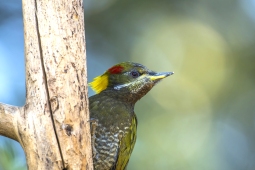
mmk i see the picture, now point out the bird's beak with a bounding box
[149,71,174,81]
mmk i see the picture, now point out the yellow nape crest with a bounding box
[89,74,109,94]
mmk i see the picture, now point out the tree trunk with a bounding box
[0,0,93,169]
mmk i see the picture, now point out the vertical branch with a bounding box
[22,0,66,168]
[34,0,66,167]
[20,0,93,169]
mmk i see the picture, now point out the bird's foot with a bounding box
[88,118,99,159]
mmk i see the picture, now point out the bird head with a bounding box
[89,62,173,102]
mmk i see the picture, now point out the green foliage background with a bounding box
[1,0,255,169]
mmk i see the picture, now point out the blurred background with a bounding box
[1,0,255,169]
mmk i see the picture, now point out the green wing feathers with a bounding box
[115,115,137,170]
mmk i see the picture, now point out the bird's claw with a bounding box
[89,118,99,158]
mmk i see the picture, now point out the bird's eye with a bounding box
[130,71,140,78]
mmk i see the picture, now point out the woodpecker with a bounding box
[89,62,173,170]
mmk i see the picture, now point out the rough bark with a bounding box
[0,0,93,169]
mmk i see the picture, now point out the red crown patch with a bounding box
[108,65,124,74]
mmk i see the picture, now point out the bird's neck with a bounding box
[101,88,145,104]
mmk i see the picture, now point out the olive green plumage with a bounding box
[89,62,173,170]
